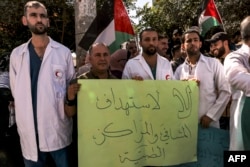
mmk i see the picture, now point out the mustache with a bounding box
[148,45,156,49]
[36,22,45,26]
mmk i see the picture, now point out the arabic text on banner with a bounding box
[77,80,199,167]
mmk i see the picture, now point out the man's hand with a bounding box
[131,75,144,81]
[200,115,213,128]
[65,83,81,117]
[188,78,200,86]
[181,78,200,86]
[67,83,81,100]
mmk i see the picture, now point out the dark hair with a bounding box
[139,28,158,41]
[158,34,169,40]
[126,39,137,49]
[181,29,201,44]
[173,29,182,35]
[232,30,241,38]
[171,45,181,56]
[24,1,47,16]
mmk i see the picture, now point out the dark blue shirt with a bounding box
[29,42,42,133]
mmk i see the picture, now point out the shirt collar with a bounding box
[88,69,115,79]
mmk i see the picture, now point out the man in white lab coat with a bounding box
[224,16,250,150]
[9,1,79,166]
[175,29,231,128]
[122,28,174,80]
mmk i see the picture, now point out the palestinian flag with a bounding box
[78,0,135,53]
[198,0,223,36]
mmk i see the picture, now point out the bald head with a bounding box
[88,43,111,72]
[241,16,250,42]
[89,43,110,56]
[24,1,47,16]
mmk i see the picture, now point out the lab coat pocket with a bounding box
[52,64,66,99]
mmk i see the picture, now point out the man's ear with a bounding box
[181,43,185,50]
[47,18,50,27]
[88,55,92,61]
[22,16,28,26]
[139,40,142,47]
[224,40,229,47]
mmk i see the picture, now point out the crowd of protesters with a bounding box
[1,0,250,167]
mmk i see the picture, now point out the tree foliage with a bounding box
[0,0,75,56]
[135,0,250,38]
[0,0,137,57]
[2,0,249,57]
[123,0,136,11]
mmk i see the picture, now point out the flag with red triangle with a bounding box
[79,0,135,53]
[198,0,224,36]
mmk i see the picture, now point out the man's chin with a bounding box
[97,65,108,70]
[145,50,156,56]
[32,29,47,35]
[148,53,156,56]
[188,51,199,56]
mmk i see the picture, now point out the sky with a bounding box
[130,0,152,24]
[136,0,152,7]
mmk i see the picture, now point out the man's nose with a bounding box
[36,14,44,22]
[36,16,42,22]
[100,54,106,60]
[191,40,197,45]
[149,39,155,45]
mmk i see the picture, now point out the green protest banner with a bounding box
[77,80,199,167]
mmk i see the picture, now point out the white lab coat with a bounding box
[175,54,231,128]
[9,37,75,161]
[224,44,250,150]
[229,90,243,150]
[224,44,250,96]
[122,54,174,80]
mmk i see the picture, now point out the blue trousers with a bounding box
[23,147,69,167]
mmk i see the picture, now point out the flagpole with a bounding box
[199,0,225,36]
[212,0,225,32]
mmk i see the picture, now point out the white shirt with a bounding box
[175,54,231,128]
[224,44,250,150]
[9,37,75,161]
[224,44,250,97]
[122,54,174,80]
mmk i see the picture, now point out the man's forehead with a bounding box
[92,46,109,53]
[92,44,107,49]
[185,33,199,39]
[211,40,222,45]
[159,38,168,42]
[26,6,47,13]
[142,31,158,37]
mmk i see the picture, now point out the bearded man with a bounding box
[174,29,231,129]
[9,1,79,166]
[122,28,174,80]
